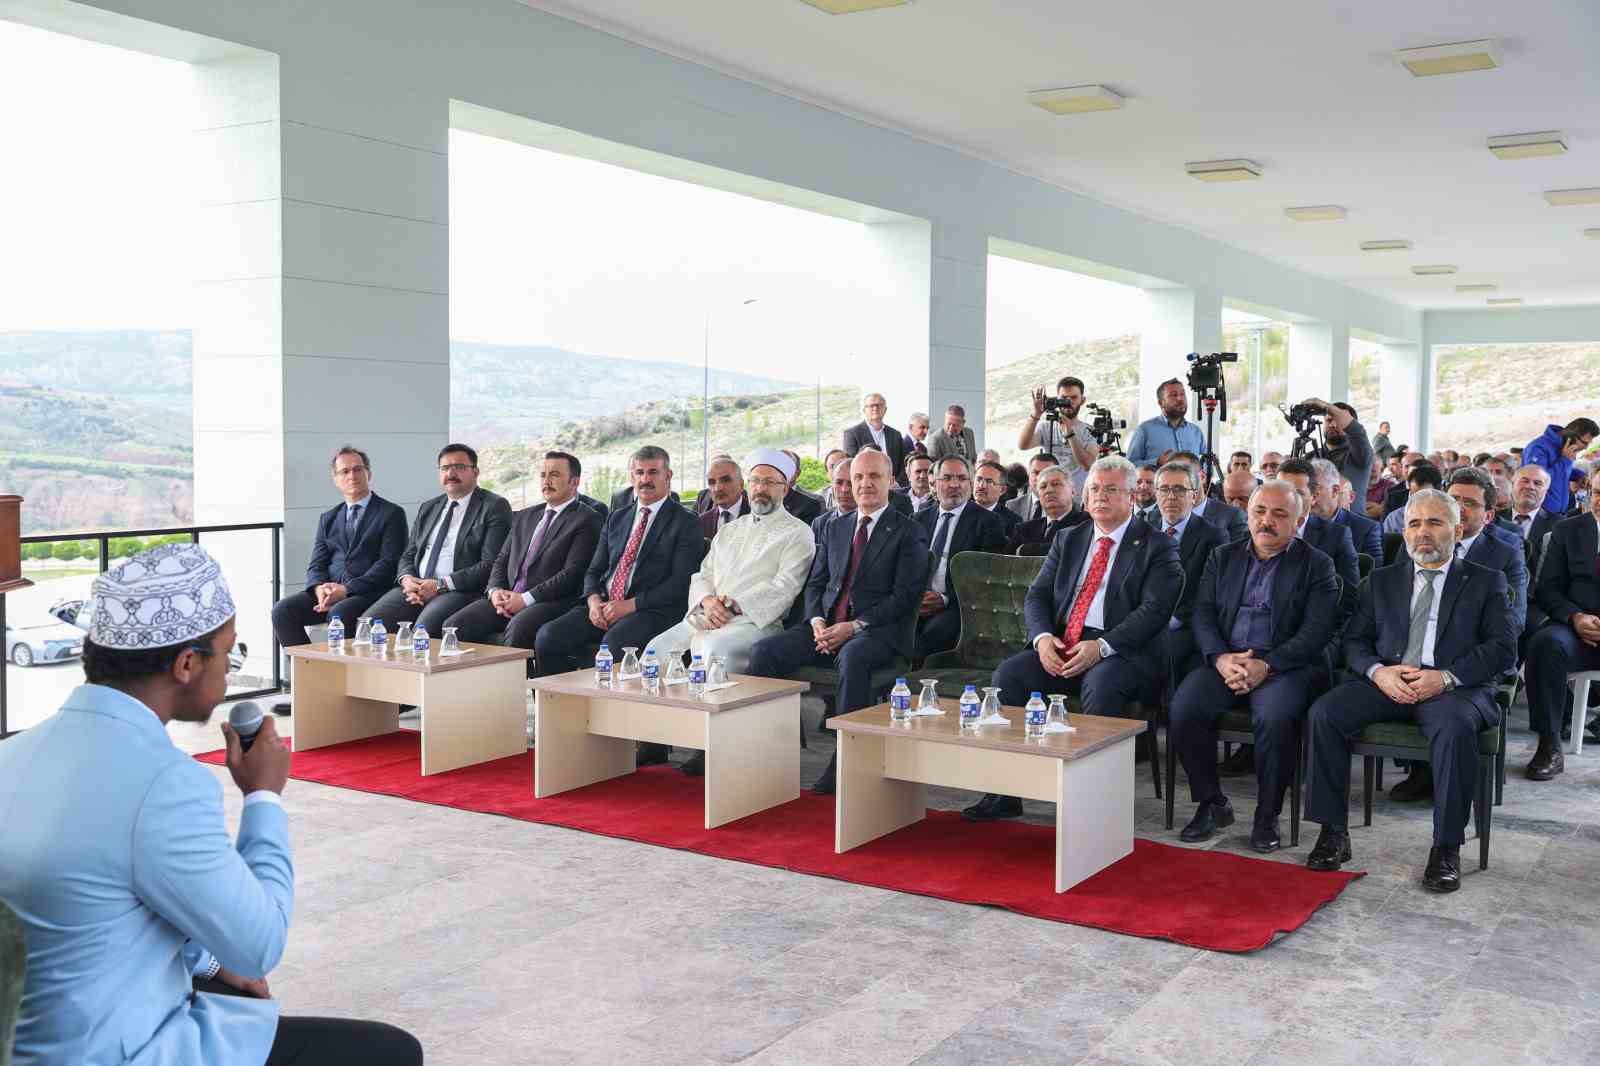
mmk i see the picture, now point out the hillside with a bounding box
[1431,341,1600,456]
[984,333,1142,465]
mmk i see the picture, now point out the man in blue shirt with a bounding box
[1523,418,1598,517]
[1126,378,1205,466]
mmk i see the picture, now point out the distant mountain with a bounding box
[0,330,192,414]
[984,333,1142,465]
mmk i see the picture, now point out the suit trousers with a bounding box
[445,596,571,649]
[645,616,781,676]
[1171,665,1311,816]
[1524,624,1600,739]
[1307,680,1495,846]
[365,586,477,638]
[747,625,899,717]
[270,589,379,648]
[533,603,677,677]
[914,606,962,660]
[991,640,1143,718]
[194,978,421,1066]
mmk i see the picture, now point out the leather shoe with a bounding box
[810,754,837,795]
[1422,845,1461,893]
[679,751,705,777]
[961,793,1023,821]
[1179,798,1235,842]
[636,743,671,768]
[1249,812,1282,853]
[1306,827,1352,871]
[1388,765,1434,802]
[1525,737,1565,781]
[1219,744,1255,776]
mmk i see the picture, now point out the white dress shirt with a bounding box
[1070,514,1134,632]
[1511,508,1537,540]
[420,493,471,588]
[1367,560,1452,679]
[713,497,747,528]
[867,422,887,451]
[516,496,576,606]
[927,500,968,600]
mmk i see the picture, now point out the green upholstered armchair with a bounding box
[1,898,25,1066]
[917,552,1044,693]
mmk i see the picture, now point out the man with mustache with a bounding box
[1304,489,1516,892]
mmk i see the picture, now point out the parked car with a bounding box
[47,597,247,672]
[6,620,85,667]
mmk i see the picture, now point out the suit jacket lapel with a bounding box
[1220,543,1250,635]
[1438,561,1468,647]
[456,490,483,544]
[858,506,898,577]
[1055,523,1092,623]
[1270,540,1304,640]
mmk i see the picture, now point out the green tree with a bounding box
[796,456,828,493]
[52,541,84,561]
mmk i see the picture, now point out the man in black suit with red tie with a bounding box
[913,456,1008,659]
[748,449,928,794]
[445,451,602,652]
[964,455,1183,822]
[1305,489,1516,892]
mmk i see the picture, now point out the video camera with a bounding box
[1279,402,1325,459]
[1039,394,1075,423]
[1085,403,1126,455]
[1185,350,1237,395]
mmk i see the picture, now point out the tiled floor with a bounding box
[178,693,1600,1066]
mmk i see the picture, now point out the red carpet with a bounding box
[199,733,1361,952]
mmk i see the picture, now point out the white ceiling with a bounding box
[518,0,1600,312]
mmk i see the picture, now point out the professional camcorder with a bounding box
[1279,401,1326,459]
[1085,403,1125,455]
[1039,394,1075,422]
[1184,350,1237,394]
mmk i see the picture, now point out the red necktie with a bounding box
[607,506,652,602]
[1063,536,1114,645]
[831,515,873,623]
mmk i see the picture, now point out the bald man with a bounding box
[1222,470,1256,511]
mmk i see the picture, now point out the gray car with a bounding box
[6,619,85,667]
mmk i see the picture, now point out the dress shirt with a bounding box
[420,493,472,589]
[515,496,576,606]
[908,491,934,513]
[1367,560,1453,679]
[344,492,372,527]
[1511,509,1537,540]
[1455,530,1482,559]
[1127,416,1205,466]
[1228,550,1282,652]
[714,497,747,528]
[867,422,887,450]
[1070,514,1133,633]
[928,500,968,600]
[1381,504,1410,535]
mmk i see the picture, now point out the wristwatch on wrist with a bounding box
[851,619,867,634]
[1442,671,1458,693]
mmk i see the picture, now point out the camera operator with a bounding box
[1128,378,1205,467]
[1018,375,1099,492]
[1298,398,1374,513]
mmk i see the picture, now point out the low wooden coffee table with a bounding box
[286,642,533,775]
[829,700,1146,892]
[529,670,809,829]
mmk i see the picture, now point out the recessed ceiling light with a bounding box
[1455,283,1497,293]
[1360,240,1412,252]
[1586,228,1600,240]
[798,0,908,12]
[1487,298,1523,305]
[1397,39,1500,77]
[1545,188,1600,206]
[1185,159,1261,183]
[1285,205,1347,222]
[1026,85,1125,115]
[1411,264,1458,276]
[1488,131,1567,159]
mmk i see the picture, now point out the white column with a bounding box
[928,220,987,449]
[1287,320,1350,404]
[861,218,933,443]
[1140,286,1222,423]
[1382,342,1424,451]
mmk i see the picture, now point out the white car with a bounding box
[46,597,247,672]
[6,619,85,667]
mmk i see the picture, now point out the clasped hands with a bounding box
[489,588,525,618]
[917,590,946,618]
[811,618,857,655]
[1214,650,1270,695]
[1372,664,1447,704]
[700,595,741,631]
[311,582,347,613]
[587,594,637,631]
[1035,634,1102,678]
[1572,612,1600,648]
[400,575,442,606]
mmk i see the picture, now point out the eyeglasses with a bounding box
[1154,486,1193,497]
[335,466,367,478]
[438,463,473,474]
[747,477,786,489]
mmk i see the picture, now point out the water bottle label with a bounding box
[643,663,659,680]
[891,694,911,712]
[689,668,706,683]
[1027,708,1046,725]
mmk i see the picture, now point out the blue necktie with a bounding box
[346,504,362,539]
[422,501,457,579]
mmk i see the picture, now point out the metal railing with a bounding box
[1,521,283,737]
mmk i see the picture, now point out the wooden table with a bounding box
[529,671,809,829]
[829,700,1146,893]
[286,642,533,775]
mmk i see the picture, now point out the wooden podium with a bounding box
[0,495,28,594]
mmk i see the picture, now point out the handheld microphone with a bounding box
[229,701,266,752]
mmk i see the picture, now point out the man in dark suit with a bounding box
[1315,459,1382,560]
[748,449,928,794]
[777,448,824,526]
[913,456,1008,659]
[1305,489,1517,892]
[890,453,937,516]
[1279,459,1360,628]
[1507,464,1556,569]
[842,392,909,482]
[1005,453,1061,525]
[534,445,704,692]
[698,456,747,540]
[1172,482,1339,851]
[445,451,603,651]
[1149,461,1226,678]
[366,444,513,638]
[1171,452,1249,542]
[270,445,408,653]
[964,456,1183,822]
[1006,465,1088,552]
[973,459,1022,539]
[1523,467,1600,780]
[609,484,634,514]
[1383,451,1430,518]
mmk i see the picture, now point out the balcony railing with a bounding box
[2,521,283,737]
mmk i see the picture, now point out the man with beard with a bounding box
[1304,489,1516,892]
[1127,378,1205,467]
[1016,375,1099,493]
[1133,463,1159,513]
[913,456,1008,659]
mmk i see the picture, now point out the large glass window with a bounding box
[1433,341,1600,456]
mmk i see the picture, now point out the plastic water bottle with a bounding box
[959,684,981,729]
[890,678,912,723]
[688,654,707,696]
[595,643,613,686]
[642,648,660,693]
[370,618,387,654]
[327,615,345,653]
[413,624,430,657]
[1025,692,1047,738]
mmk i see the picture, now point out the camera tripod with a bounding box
[1190,385,1226,494]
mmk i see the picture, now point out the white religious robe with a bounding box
[644,507,816,672]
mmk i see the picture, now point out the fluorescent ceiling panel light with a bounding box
[1185,159,1261,182]
[1455,283,1497,292]
[1360,239,1412,252]
[1487,298,1523,305]
[1545,188,1600,206]
[1285,205,1347,222]
[1027,85,1125,114]
[1411,264,1458,275]
[1397,39,1500,76]
[798,0,908,11]
[1488,131,1567,159]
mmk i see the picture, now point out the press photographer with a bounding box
[1017,375,1099,490]
[1294,398,1374,513]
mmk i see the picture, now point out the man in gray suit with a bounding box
[926,404,978,467]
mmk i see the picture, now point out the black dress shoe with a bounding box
[1525,737,1565,781]
[270,702,292,717]
[1179,798,1235,842]
[679,751,705,776]
[1306,827,1352,871]
[1249,812,1282,854]
[961,793,1023,821]
[1219,745,1255,776]
[636,743,671,768]
[810,754,837,795]
[1388,765,1434,802]
[1422,845,1461,893]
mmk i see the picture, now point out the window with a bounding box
[1433,341,1600,455]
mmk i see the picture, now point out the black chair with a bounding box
[1381,532,1404,567]
[1357,552,1374,582]
[1352,721,1498,870]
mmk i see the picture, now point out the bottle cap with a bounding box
[896,677,906,684]
[1030,691,1042,698]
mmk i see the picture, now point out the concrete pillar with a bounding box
[1382,342,1425,451]
[1140,286,1222,424]
[860,218,933,445]
[928,220,987,449]
[1286,320,1350,405]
